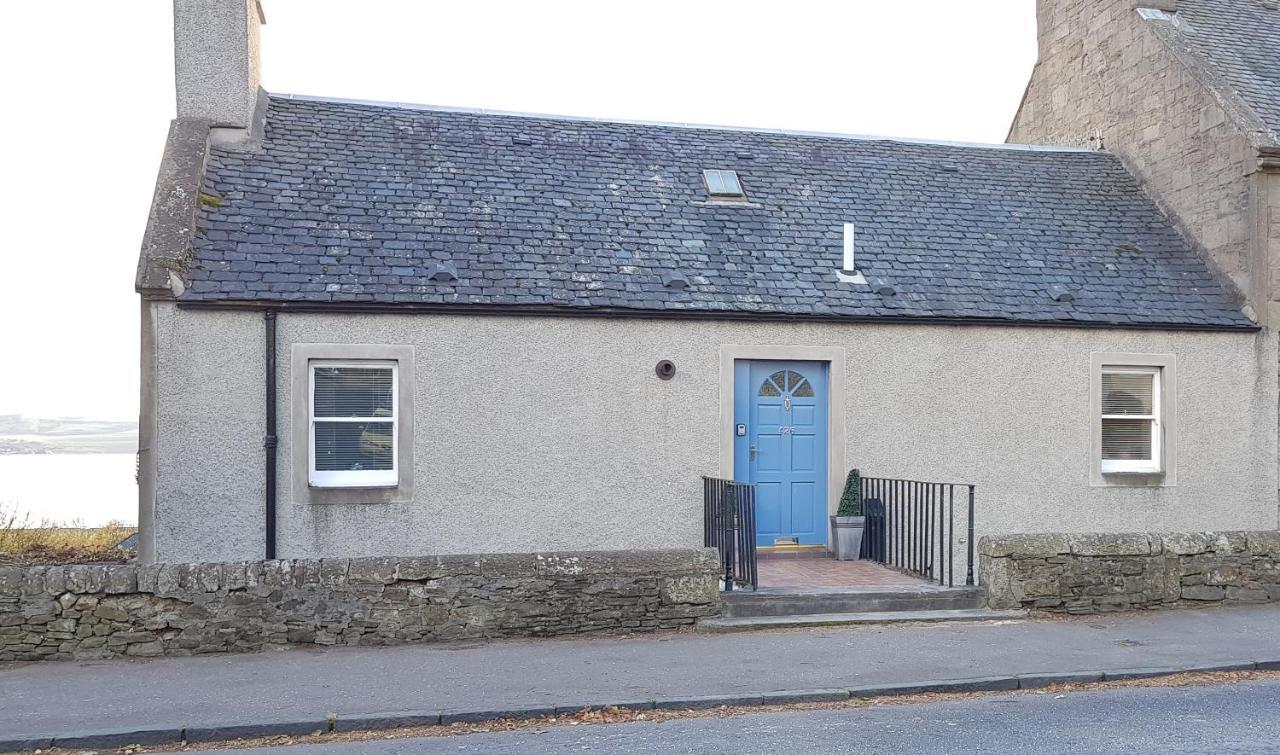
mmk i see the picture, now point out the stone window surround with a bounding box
[717,344,847,518]
[290,343,415,504]
[1090,352,1177,488]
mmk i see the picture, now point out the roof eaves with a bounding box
[173,297,1260,333]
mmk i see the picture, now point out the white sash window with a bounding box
[308,361,398,487]
[1099,366,1161,474]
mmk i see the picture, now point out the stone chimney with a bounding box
[173,0,265,133]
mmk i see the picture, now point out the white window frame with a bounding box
[308,360,399,488]
[1089,352,1176,487]
[1099,365,1162,475]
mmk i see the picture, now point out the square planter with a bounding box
[830,515,866,561]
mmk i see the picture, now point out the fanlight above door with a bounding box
[758,369,814,398]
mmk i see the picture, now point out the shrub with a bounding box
[836,469,863,517]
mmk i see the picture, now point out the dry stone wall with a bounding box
[980,532,1280,612]
[0,549,720,662]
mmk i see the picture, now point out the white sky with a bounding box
[0,1,1035,422]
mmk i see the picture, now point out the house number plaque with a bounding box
[779,426,796,435]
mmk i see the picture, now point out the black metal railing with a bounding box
[702,477,758,591]
[860,476,975,587]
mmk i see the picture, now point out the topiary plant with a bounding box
[837,468,863,517]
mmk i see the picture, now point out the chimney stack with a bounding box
[173,0,265,132]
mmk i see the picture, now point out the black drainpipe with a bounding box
[264,309,278,560]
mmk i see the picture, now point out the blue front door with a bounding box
[734,361,829,546]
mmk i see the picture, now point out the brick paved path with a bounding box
[757,558,925,588]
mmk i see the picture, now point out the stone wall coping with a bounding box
[0,548,720,598]
[978,531,1278,559]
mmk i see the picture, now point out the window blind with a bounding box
[1101,419,1153,460]
[1101,373,1153,415]
[312,366,394,473]
[313,367,393,418]
[1101,371,1155,462]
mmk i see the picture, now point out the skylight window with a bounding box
[702,169,745,199]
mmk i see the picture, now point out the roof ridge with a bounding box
[269,92,1104,156]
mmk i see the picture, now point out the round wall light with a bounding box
[655,360,676,380]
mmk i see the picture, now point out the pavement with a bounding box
[3,604,1280,750]
[225,676,1280,753]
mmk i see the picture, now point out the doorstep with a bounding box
[757,544,830,561]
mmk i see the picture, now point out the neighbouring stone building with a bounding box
[1010,0,1280,327]
[133,1,1279,573]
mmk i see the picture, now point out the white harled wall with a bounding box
[145,303,1278,563]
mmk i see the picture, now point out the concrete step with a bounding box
[720,586,986,618]
[699,608,1027,633]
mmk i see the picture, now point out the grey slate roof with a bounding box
[186,96,1252,329]
[1154,0,1280,142]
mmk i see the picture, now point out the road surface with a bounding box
[224,676,1280,753]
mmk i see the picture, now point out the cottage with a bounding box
[136,0,1279,573]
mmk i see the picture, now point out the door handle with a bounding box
[750,444,758,461]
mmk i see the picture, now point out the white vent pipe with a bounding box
[842,223,856,272]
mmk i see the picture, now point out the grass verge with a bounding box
[0,504,133,566]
